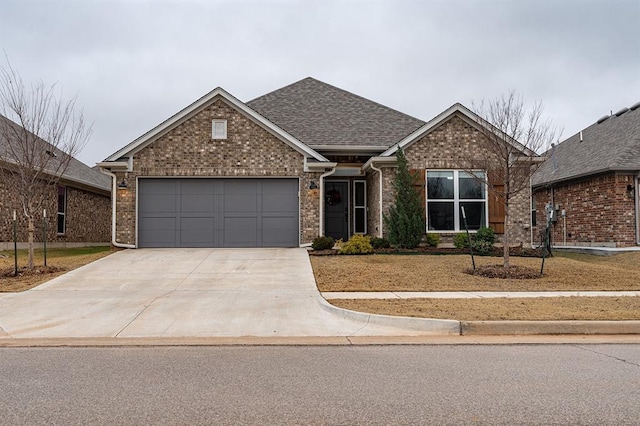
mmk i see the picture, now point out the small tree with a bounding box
[466,91,559,267]
[384,147,425,249]
[0,61,90,269]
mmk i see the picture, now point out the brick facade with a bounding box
[385,115,532,246]
[0,171,111,247]
[533,173,638,247]
[113,98,321,246]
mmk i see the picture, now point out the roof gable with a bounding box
[247,77,425,149]
[104,87,328,163]
[532,104,640,187]
[381,103,535,157]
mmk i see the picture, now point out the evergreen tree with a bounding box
[383,148,425,248]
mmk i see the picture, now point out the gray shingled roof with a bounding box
[0,115,111,193]
[247,77,425,148]
[532,104,640,187]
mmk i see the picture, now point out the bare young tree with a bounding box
[467,91,559,268]
[0,61,91,269]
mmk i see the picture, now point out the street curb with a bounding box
[461,320,640,335]
[317,298,461,335]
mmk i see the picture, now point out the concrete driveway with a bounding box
[0,248,459,339]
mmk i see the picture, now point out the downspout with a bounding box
[370,162,384,238]
[100,169,136,249]
[319,167,337,236]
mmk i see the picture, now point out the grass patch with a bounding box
[329,297,640,321]
[310,252,640,292]
[0,246,113,292]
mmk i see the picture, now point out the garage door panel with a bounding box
[223,217,258,247]
[139,217,177,247]
[140,194,177,214]
[180,217,215,246]
[262,194,298,212]
[224,195,258,212]
[262,217,298,247]
[180,194,214,213]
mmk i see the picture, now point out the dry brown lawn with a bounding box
[329,297,640,321]
[0,246,113,292]
[311,252,640,321]
[310,252,640,292]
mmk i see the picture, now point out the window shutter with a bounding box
[488,171,505,233]
[410,169,426,220]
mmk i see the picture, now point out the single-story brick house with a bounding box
[532,102,640,248]
[98,78,534,248]
[0,115,112,249]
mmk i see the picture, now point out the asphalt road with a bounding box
[1,345,639,425]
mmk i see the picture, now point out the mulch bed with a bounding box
[465,264,542,279]
[309,246,545,257]
[0,265,65,279]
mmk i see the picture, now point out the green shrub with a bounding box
[383,148,425,249]
[472,239,495,255]
[338,234,374,255]
[475,226,496,244]
[311,235,335,250]
[370,237,391,249]
[424,233,440,247]
[453,233,470,248]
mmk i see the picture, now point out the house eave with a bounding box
[532,167,640,189]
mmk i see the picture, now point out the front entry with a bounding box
[324,181,349,241]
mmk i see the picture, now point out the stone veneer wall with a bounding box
[395,115,532,246]
[114,98,321,246]
[0,172,110,244]
[533,173,638,247]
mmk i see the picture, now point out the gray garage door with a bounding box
[138,178,299,248]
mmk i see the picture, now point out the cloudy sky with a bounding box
[1,0,638,165]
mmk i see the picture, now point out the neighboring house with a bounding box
[532,102,640,248]
[98,77,534,248]
[0,115,111,249]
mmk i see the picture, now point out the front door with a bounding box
[324,181,349,241]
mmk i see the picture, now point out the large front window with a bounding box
[426,170,487,231]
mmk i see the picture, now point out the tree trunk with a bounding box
[27,216,34,269]
[503,202,510,268]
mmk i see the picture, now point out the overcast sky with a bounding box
[1,0,638,165]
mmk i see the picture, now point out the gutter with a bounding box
[99,168,136,249]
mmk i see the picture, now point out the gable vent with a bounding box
[630,101,640,111]
[615,107,630,117]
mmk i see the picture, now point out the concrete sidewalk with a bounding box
[322,291,640,299]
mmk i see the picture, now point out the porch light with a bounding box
[309,181,318,190]
[627,184,635,198]
[118,179,128,190]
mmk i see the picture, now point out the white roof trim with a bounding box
[380,103,534,157]
[362,156,398,171]
[104,87,328,163]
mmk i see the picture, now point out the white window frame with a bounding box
[212,119,227,139]
[353,180,367,234]
[57,185,66,235]
[425,169,488,232]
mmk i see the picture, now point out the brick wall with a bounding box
[0,170,111,244]
[533,173,638,247]
[398,115,532,246]
[115,98,321,246]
